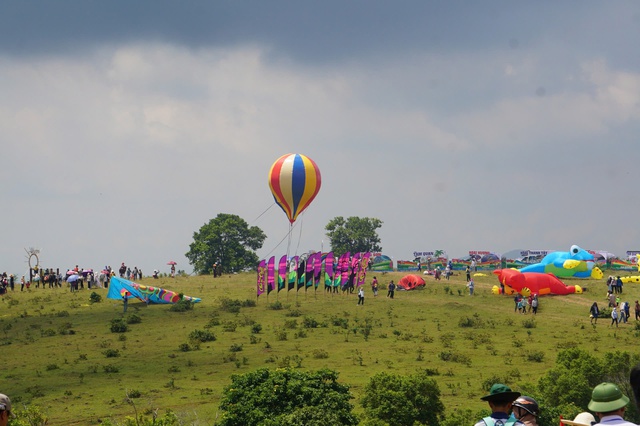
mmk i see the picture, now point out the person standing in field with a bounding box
[611,306,619,327]
[635,300,640,321]
[467,279,474,296]
[357,286,365,305]
[466,265,471,282]
[590,302,600,324]
[371,276,378,297]
[531,295,538,315]
[387,280,395,299]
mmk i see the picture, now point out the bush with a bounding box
[188,329,216,343]
[268,300,284,310]
[312,349,329,359]
[103,364,120,373]
[102,349,120,358]
[361,370,445,426]
[219,298,243,313]
[110,318,128,333]
[217,368,358,426]
[89,292,102,304]
[303,316,319,329]
[169,298,194,312]
[526,350,545,362]
[126,314,142,324]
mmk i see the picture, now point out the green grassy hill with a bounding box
[1,271,637,424]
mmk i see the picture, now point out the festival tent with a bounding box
[107,276,201,304]
[397,274,426,290]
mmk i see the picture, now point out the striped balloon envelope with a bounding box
[268,153,321,224]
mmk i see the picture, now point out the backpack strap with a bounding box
[483,417,517,426]
[482,417,494,426]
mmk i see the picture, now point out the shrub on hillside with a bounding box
[217,368,357,426]
[361,370,445,426]
[89,292,102,304]
[189,329,216,343]
[126,314,142,324]
[169,298,194,312]
[110,318,128,333]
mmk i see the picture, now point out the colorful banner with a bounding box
[257,259,266,296]
[278,255,288,292]
[340,252,351,288]
[357,252,371,287]
[288,256,298,291]
[313,252,323,288]
[267,256,275,295]
[324,252,335,288]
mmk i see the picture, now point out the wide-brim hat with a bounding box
[480,384,521,402]
[587,382,629,412]
[561,412,596,426]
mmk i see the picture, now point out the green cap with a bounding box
[480,383,521,402]
[587,382,629,412]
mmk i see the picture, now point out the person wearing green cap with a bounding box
[474,383,525,426]
[587,382,635,426]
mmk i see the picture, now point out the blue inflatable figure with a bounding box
[519,245,603,279]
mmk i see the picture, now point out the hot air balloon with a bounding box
[268,153,321,224]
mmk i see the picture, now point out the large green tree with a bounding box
[185,213,266,274]
[217,368,358,426]
[360,370,445,426]
[324,216,382,256]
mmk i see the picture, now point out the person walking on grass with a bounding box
[635,300,640,321]
[387,280,395,299]
[357,286,365,305]
[590,302,600,324]
[467,279,474,296]
[531,295,538,315]
[611,306,619,327]
[371,276,378,297]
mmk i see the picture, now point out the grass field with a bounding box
[1,270,639,424]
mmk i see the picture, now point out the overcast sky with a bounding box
[2,1,639,276]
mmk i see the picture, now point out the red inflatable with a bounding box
[492,269,582,296]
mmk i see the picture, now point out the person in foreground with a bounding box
[561,412,597,426]
[0,393,15,426]
[474,383,525,426]
[512,396,539,426]
[587,382,636,426]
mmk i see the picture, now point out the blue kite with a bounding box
[107,277,201,304]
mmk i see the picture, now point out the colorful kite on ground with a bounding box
[519,245,603,279]
[108,277,201,304]
[492,269,582,296]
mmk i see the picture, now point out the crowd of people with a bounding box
[0,262,146,294]
[476,375,640,426]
